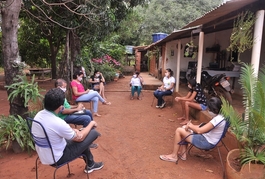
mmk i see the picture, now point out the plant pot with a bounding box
[12,140,23,153]
[226,149,265,179]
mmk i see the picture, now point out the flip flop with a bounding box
[94,113,101,117]
[177,117,185,120]
[180,120,189,125]
[103,101,111,105]
[178,154,187,161]
[159,155,178,163]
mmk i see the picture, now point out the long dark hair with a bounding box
[166,68,173,76]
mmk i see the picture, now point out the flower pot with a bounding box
[226,149,265,179]
[12,140,23,153]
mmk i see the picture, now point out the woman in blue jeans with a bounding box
[153,68,175,108]
[71,71,111,117]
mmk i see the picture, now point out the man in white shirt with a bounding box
[32,88,103,174]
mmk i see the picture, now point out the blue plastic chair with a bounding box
[26,117,89,179]
[177,120,230,179]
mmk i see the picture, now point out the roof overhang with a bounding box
[145,0,264,50]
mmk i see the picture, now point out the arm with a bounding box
[61,103,83,115]
[100,73,105,83]
[165,82,175,91]
[72,86,89,97]
[89,77,97,84]
[185,120,214,134]
[72,121,97,142]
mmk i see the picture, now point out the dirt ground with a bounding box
[0,76,226,179]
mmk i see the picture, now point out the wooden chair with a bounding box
[26,117,89,179]
[177,120,230,179]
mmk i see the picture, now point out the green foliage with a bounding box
[227,11,255,61]
[133,0,222,45]
[0,115,35,152]
[221,63,265,166]
[5,75,44,107]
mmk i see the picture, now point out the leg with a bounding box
[177,100,186,120]
[180,102,202,125]
[153,90,163,106]
[64,114,92,127]
[160,127,192,161]
[131,86,136,98]
[137,86,142,97]
[55,129,100,166]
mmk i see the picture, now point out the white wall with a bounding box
[164,27,265,95]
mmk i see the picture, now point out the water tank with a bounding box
[152,33,168,43]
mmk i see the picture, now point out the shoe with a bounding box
[89,143,98,149]
[160,102,166,108]
[84,162,104,174]
[156,105,161,108]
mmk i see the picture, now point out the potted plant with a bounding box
[0,115,35,153]
[221,63,265,179]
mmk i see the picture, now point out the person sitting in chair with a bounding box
[153,68,175,108]
[32,88,104,174]
[130,71,144,100]
[175,78,207,125]
[89,70,107,100]
[159,97,226,162]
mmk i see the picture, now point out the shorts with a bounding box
[191,134,215,150]
[200,104,207,111]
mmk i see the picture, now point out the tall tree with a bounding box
[1,0,24,116]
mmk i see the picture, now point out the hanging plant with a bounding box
[184,41,198,59]
[227,11,255,62]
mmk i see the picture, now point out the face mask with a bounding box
[133,74,137,78]
[78,77,82,81]
[208,110,217,117]
[188,84,192,89]
[96,74,100,77]
[60,87,67,92]
[165,73,168,77]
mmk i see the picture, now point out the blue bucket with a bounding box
[152,33,168,43]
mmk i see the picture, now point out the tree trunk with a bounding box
[1,0,27,117]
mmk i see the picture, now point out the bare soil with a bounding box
[0,77,226,179]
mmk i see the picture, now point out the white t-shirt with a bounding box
[202,114,226,145]
[32,109,75,165]
[130,77,142,86]
[163,76,175,92]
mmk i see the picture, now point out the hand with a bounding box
[175,97,179,102]
[77,104,83,111]
[91,121,97,127]
[86,89,90,93]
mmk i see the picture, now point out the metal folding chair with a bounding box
[177,120,230,179]
[26,117,89,179]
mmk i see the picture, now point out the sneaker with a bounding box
[160,102,166,108]
[89,143,98,149]
[156,105,161,108]
[84,162,104,173]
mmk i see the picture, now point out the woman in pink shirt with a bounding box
[71,71,111,117]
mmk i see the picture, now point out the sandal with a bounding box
[178,154,187,161]
[94,113,101,117]
[159,155,178,163]
[102,101,111,105]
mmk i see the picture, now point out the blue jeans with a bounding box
[55,129,100,167]
[131,86,142,97]
[191,134,215,150]
[64,109,93,127]
[153,90,172,106]
[76,91,105,113]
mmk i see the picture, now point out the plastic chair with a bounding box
[130,84,144,100]
[177,120,230,179]
[69,86,93,112]
[151,93,174,108]
[26,117,89,179]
